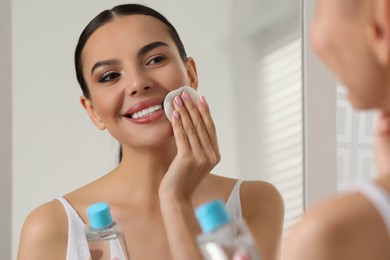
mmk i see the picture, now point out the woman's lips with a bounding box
[122,97,164,116]
[124,109,165,124]
[122,97,165,124]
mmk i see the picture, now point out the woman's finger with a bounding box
[180,91,215,155]
[173,94,204,155]
[171,109,191,154]
[197,96,220,161]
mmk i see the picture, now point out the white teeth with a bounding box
[131,104,163,119]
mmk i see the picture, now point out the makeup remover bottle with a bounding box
[85,202,130,260]
[195,200,262,260]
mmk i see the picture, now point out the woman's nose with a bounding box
[128,85,151,96]
[126,70,153,96]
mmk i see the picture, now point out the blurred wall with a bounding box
[0,0,12,258]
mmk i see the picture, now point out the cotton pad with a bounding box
[164,86,200,122]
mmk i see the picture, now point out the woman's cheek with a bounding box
[94,89,123,118]
[159,66,190,89]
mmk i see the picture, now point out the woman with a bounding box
[283,1,390,259]
[17,4,284,260]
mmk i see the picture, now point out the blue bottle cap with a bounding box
[87,202,113,229]
[195,199,231,233]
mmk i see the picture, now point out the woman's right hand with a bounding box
[158,91,220,260]
[159,91,221,200]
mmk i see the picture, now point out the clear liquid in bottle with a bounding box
[85,202,130,260]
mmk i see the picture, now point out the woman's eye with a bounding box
[98,72,121,83]
[147,56,166,65]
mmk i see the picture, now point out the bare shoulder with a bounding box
[283,192,390,260]
[205,175,284,218]
[240,180,284,221]
[240,180,284,260]
[203,175,284,220]
[18,200,68,260]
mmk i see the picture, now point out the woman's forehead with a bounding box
[87,15,172,46]
[82,15,175,64]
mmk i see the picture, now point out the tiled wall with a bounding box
[336,84,377,191]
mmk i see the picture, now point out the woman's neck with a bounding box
[108,141,177,204]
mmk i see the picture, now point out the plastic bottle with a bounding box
[85,202,130,260]
[195,199,262,260]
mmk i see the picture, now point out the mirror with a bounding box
[336,83,377,190]
[7,0,302,257]
[231,0,303,232]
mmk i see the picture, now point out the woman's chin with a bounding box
[347,93,378,110]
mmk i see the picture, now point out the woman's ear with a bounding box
[80,96,106,130]
[368,0,390,66]
[186,57,198,90]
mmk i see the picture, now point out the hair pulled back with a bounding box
[74,4,188,162]
[74,4,188,99]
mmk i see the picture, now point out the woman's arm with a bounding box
[17,200,67,260]
[159,90,220,260]
[159,195,203,260]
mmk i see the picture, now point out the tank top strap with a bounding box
[225,180,244,221]
[355,181,390,235]
[55,197,90,260]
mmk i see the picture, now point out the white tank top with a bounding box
[356,181,390,235]
[56,179,244,260]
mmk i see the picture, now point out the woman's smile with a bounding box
[122,97,165,124]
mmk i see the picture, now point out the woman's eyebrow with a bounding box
[137,41,169,57]
[90,41,169,75]
[91,60,120,75]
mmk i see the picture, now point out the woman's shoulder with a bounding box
[206,175,284,219]
[240,179,282,200]
[240,180,284,224]
[21,199,68,240]
[283,191,390,260]
[18,199,68,259]
[208,176,284,260]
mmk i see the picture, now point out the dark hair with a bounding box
[75,4,188,99]
[74,4,188,163]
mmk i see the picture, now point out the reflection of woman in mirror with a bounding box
[284,1,390,260]
[17,4,284,260]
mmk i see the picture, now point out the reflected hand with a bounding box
[159,90,221,200]
[375,110,390,176]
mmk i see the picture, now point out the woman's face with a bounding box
[81,15,197,147]
[311,0,390,109]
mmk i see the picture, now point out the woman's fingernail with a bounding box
[200,96,207,105]
[175,96,183,106]
[172,110,180,119]
[182,90,191,101]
